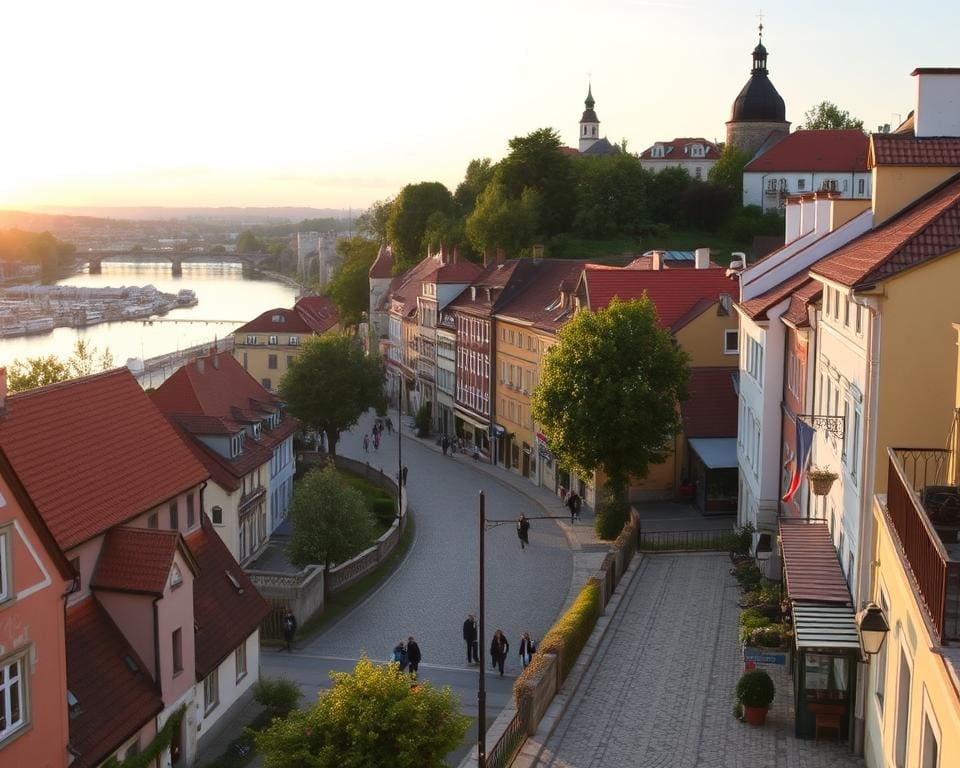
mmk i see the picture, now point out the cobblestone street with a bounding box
[532,553,864,768]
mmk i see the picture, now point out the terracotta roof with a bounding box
[432,261,484,284]
[447,260,522,315]
[779,519,852,604]
[871,133,960,166]
[294,295,339,332]
[781,279,822,327]
[639,138,721,161]
[738,271,813,321]
[66,598,163,768]
[494,260,588,333]
[386,253,458,319]
[680,368,738,438]
[810,172,960,287]
[368,244,394,279]
[0,369,209,551]
[92,527,193,596]
[560,146,580,157]
[744,129,869,173]
[234,295,338,335]
[187,516,269,678]
[580,265,735,329]
[168,418,273,492]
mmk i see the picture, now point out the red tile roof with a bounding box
[169,419,273,492]
[738,271,813,321]
[92,527,196,596]
[186,516,269,678]
[782,279,822,327]
[66,597,163,768]
[0,369,209,551]
[680,368,738,438]
[744,129,869,173]
[871,134,960,166]
[580,265,735,329]
[294,296,339,331]
[368,245,394,278]
[447,261,522,316]
[639,138,721,161]
[494,260,588,333]
[234,295,338,335]
[810,172,960,287]
[779,519,852,604]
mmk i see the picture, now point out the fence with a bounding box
[248,566,326,641]
[637,528,732,552]
[487,710,527,768]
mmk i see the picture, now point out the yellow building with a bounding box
[232,296,339,392]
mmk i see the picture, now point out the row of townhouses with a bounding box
[735,68,960,763]
[0,349,298,767]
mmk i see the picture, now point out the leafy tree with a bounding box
[8,339,115,393]
[708,144,750,201]
[571,153,650,238]
[680,181,736,232]
[725,204,784,245]
[325,236,380,327]
[68,339,115,377]
[647,167,692,225]
[420,210,467,255]
[356,198,394,243]
[235,230,265,253]
[386,183,455,271]
[454,157,496,216]
[465,181,541,255]
[800,100,865,131]
[287,464,376,569]
[255,656,469,768]
[532,298,690,510]
[0,228,75,278]
[279,334,386,457]
[499,128,575,237]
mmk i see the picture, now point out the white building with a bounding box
[638,138,721,179]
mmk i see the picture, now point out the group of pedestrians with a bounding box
[363,417,393,453]
[462,614,537,677]
[391,636,422,676]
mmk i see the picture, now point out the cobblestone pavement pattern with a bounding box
[534,553,863,768]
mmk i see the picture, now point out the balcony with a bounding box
[239,485,266,513]
[884,446,960,642]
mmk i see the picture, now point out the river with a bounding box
[0,261,299,368]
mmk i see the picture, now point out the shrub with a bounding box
[740,580,781,609]
[727,523,755,555]
[733,562,762,591]
[595,495,629,541]
[745,624,791,648]
[252,677,301,720]
[371,497,397,526]
[738,609,772,643]
[736,669,775,708]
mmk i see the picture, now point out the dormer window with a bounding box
[253,423,262,439]
[231,432,245,457]
[271,314,285,323]
[652,145,665,158]
[68,690,82,720]
[289,336,300,346]
[170,564,183,589]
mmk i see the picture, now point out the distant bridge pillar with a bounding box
[88,258,102,274]
[171,256,183,277]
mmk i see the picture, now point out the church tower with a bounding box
[725,25,790,157]
[579,84,600,153]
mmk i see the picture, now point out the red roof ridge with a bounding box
[6,366,127,403]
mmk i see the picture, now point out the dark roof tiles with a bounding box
[871,134,960,167]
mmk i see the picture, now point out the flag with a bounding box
[782,418,815,503]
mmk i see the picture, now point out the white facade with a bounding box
[269,435,295,533]
[744,170,872,211]
[639,141,718,179]
[195,632,260,749]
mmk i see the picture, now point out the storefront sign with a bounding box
[743,646,788,667]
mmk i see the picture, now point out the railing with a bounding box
[885,447,960,643]
[637,528,733,552]
[486,710,526,768]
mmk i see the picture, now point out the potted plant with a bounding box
[807,466,839,496]
[736,669,775,726]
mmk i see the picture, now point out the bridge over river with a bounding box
[79,250,274,276]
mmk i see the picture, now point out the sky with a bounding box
[1,0,958,212]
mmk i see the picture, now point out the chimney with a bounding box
[651,251,664,270]
[694,247,711,270]
[0,367,6,411]
[483,248,492,268]
[440,243,449,264]
[496,248,505,265]
[197,357,205,374]
[912,68,960,138]
[453,245,461,264]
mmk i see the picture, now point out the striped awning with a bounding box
[779,519,853,604]
[793,602,861,652]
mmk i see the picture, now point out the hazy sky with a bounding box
[1,0,956,211]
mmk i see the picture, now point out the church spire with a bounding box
[585,83,595,110]
[579,82,600,153]
[751,21,768,74]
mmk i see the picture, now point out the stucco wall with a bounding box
[675,306,739,368]
[96,590,156,680]
[196,631,259,741]
[873,166,960,225]
[157,550,197,703]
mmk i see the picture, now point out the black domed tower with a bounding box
[725,24,790,157]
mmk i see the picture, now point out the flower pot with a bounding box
[743,705,768,726]
[808,474,837,496]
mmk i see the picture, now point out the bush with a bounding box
[745,624,791,648]
[727,523,755,556]
[371,497,397,526]
[252,677,301,720]
[595,495,629,541]
[738,608,772,643]
[733,561,762,591]
[740,580,781,609]
[736,669,775,708]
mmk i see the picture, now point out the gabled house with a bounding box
[232,295,339,392]
[151,352,298,561]
[638,138,721,179]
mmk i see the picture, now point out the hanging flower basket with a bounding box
[807,466,839,496]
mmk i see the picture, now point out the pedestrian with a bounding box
[375,417,383,433]
[519,632,536,669]
[392,640,408,672]
[373,430,380,451]
[363,434,370,453]
[386,416,393,434]
[490,629,509,676]
[406,636,421,676]
[462,613,478,664]
[282,609,297,652]
[402,465,408,486]
[441,435,449,456]
[567,490,582,523]
[517,514,530,550]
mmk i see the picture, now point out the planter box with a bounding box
[743,644,788,667]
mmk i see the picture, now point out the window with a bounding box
[855,304,863,335]
[851,402,862,484]
[695,166,702,179]
[895,648,912,768]
[246,335,257,345]
[170,564,183,589]
[268,354,278,370]
[242,352,248,370]
[235,644,247,682]
[203,669,219,713]
[875,591,889,710]
[858,178,866,195]
[69,557,81,591]
[0,652,28,743]
[289,335,300,346]
[0,531,9,604]
[147,512,158,529]
[287,356,294,369]
[169,502,179,530]
[187,495,195,528]
[261,378,272,390]
[124,738,140,760]
[268,335,278,345]
[922,709,940,768]
[724,329,739,355]
[172,629,183,675]
[798,178,806,191]
[843,297,850,327]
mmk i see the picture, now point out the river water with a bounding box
[0,261,299,368]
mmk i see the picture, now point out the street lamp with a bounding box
[397,376,404,522]
[477,491,487,768]
[856,602,890,656]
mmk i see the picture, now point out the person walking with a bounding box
[282,609,297,652]
[490,629,509,676]
[519,632,536,669]
[385,416,393,434]
[392,640,408,672]
[567,490,582,523]
[406,636,421,676]
[402,465,408,486]
[517,514,530,550]
[462,614,478,664]
[373,430,380,451]
[441,435,449,456]
[363,433,370,453]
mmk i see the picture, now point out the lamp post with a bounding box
[856,602,890,656]
[397,376,404,521]
[477,491,487,768]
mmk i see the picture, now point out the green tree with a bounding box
[356,198,394,243]
[235,230,264,253]
[465,181,541,255]
[325,236,380,328]
[532,298,690,510]
[8,339,115,393]
[708,144,750,201]
[279,334,386,457]
[648,166,693,225]
[571,153,650,237]
[287,464,376,569]
[255,656,469,768]
[453,157,496,216]
[498,127,575,236]
[800,100,865,131]
[680,181,736,232]
[386,182,455,271]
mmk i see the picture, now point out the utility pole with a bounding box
[478,490,486,768]
[398,376,403,519]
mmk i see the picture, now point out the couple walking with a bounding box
[463,614,536,676]
[391,636,422,675]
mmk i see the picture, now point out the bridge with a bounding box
[79,250,275,276]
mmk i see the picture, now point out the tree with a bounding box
[235,230,264,253]
[465,181,541,255]
[531,298,690,507]
[680,181,736,232]
[255,656,469,768]
[386,182,455,271]
[498,128,575,237]
[571,153,650,238]
[800,101,865,131]
[325,236,380,328]
[279,334,386,457]
[356,198,394,243]
[8,339,115,393]
[453,157,496,216]
[708,144,750,201]
[647,166,692,226]
[287,464,376,569]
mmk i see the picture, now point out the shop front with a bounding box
[687,437,738,514]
